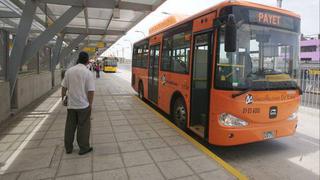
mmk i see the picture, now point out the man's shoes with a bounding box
[66,150,73,154]
[78,147,93,155]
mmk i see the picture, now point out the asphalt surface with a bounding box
[116,63,320,180]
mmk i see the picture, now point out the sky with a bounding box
[104,0,320,59]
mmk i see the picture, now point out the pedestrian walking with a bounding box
[61,51,95,155]
[90,63,94,72]
[95,63,100,78]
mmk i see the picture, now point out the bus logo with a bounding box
[161,74,166,85]
[245,94,253,104]
[269,106,278,119]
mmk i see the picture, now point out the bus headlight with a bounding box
[219,113,248,127]
[288,112,298,121]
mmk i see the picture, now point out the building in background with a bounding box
[299,34,320,108]
[300,34,320,68]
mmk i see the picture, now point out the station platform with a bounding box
[0,71,243,180]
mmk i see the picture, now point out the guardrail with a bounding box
[299,67,320,108]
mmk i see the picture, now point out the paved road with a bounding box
[301,93,320,109]
[116,64,320,180]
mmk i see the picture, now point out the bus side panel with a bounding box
[192,11,217,33]
[131,67,139,91]
[132,67,148,97]
[158,71,191,116]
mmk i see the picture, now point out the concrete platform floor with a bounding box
[117,64,320,180]
[0,72,237,180]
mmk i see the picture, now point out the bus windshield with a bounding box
[105,59,117,67]
[215,23,300,91]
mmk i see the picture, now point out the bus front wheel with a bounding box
[173,97,187,131]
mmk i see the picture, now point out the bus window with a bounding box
[132,46,138,67]
[215,24,299,90]
[137,47,143,67]
[171,31,191,73]
[142,44,149,68]
[161,22,192,73]
[133,40,149,68]
[161,37,172,71]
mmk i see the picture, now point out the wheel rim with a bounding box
[174,102,186,128]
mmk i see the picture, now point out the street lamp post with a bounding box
[113,44,122,60]
[122,47,130,63]
[116,49,119,58]
[134,30,146,38]
[124,39,133,50]
[121,47,124,63]
[161,11,171,15]
[277,0,282,8]
[124,39,133,61]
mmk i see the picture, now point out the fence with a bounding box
[299,66,320,108]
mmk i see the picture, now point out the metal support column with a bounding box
[59,34,87,66]
[51,33,65,87]
[8,0,38,97]
[67,43,88,68]
[52,33,65,66]
[0,30,9,81]
[22,6,83,64]
[66,54,77,68]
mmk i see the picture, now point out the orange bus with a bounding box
[131,1,301,146]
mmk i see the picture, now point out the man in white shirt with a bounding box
[61,51,95,155]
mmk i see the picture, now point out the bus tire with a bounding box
[138,82,144,99]
[173,97,187,131]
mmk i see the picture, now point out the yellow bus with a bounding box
[103,57,118,73]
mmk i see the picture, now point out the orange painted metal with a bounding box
[149,34,163,45]
[192,11,217,33]
[149,15,187,35]
[132,1,300,146]
[132,67,148,98]
[208,90,300,145]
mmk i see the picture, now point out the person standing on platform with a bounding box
[95,63,100,78]
[61,51,95,155]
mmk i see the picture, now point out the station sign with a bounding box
[308,69,320,75]
[83,47,96,53]
[96,42,106,48]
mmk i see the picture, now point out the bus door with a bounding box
[148,44,160,103]
[190,32,212,138]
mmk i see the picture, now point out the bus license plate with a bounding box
[264,131,274,139]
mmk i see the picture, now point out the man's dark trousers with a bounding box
[64,106,91,153]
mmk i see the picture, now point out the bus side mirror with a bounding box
[225,14,237,52]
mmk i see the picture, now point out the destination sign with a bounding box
[219,6,300,32]
[248,9,297,31]
[257,12,280,25]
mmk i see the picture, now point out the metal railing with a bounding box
[299,67,320,108]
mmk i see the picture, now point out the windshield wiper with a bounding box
[231,88,252,98]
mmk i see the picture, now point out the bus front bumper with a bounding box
[104,67,117,72]
[210,120,298,146]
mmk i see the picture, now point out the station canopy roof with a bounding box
[0,0,165,53]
